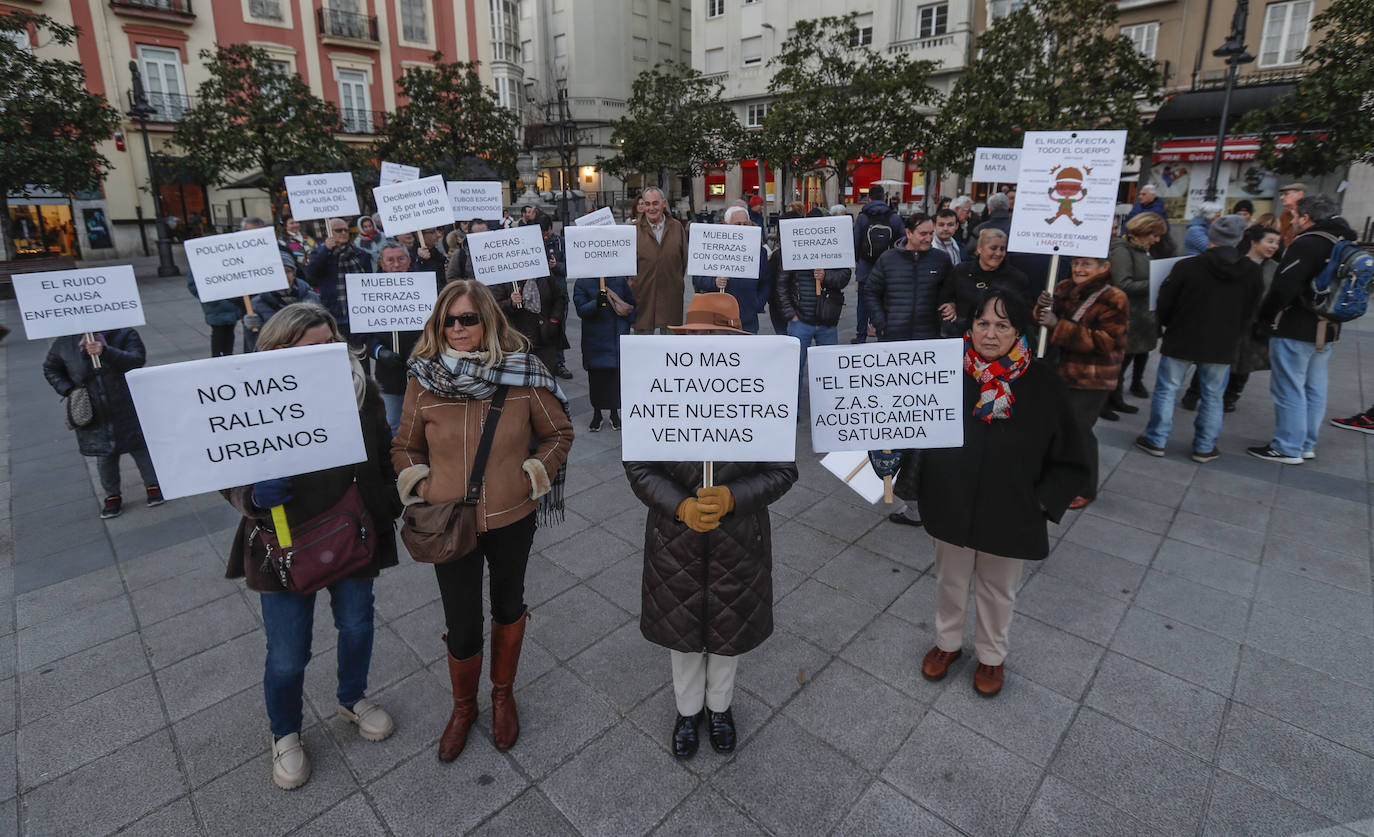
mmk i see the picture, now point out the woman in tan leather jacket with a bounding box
[391,280,573,763]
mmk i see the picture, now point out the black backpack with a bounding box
[860,211,895,262]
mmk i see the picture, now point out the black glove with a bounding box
[373,346,403,369]
[868,451,902,479]
[251,477,294,509]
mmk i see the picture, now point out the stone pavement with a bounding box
[1,254,1372,836]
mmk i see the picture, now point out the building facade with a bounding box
[9,0,491,261]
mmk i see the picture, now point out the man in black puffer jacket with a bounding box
[862,213,951,342]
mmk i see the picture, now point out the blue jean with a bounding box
[380,391,403,436]
[260,576,375,738]
[788,318,838,386]
[1143,355,1230,453]
[855,259,875,340]
[1268,335,1332,457]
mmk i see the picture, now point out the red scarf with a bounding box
[964,334,1031,422]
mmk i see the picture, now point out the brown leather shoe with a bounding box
[921,646,962,681]
[490,611,529,750]
[973,663,1004,697]
[438,638,482,762]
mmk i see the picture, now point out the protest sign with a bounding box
[778,215,855,270]
[185,227,288,302]
[806,339,964,452]
[972,148,1023,183]
[446,181,504,220]
[380,161,420,185]
[686,223,763,279]
[466,225,550,286]
[620,335,799,462]
[821,451,886,504]
[345,272,438,332]
[563,226,636,280]
[374,175,454,233]
[1149,256,1186,311]
[574,206,616,227]
[125,343,367,500]
[284,173,359,221]
[12,265,145,340]
[1008,130,1128,259]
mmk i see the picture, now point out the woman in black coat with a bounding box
[880,289,1087,697]
[573,275,636,431]
[42,328,161,518]
[938,228,1031,337]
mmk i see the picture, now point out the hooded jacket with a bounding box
[1258,216,1358,344]
[1156,246,1264,364]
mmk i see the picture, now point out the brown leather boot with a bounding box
[489,612,529,750]
[439,636,482,762]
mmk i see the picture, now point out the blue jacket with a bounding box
[691,244,774,333]
[574,276,636,369]
[853,200,906,264]
[1123,197,1169,233]
[1184,216,1211,256]
[186,269,245,326]
[862,246,951,341]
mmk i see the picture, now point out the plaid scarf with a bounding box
[407,349,569,524]
[964,334,1031,422]
[316,245,370,328]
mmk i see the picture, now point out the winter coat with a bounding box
[408,243,447,290]
[915,361,1088,561]
[1235,258,1277,375]
[573,276,636,370]
[630,216,689,331]
[222,379,402,593]
[853,200,906,264]
[862,246,951,341]
[42,329,150,457]
[280,233,316,273]
[940,259,1032,336]
[353,233,383,263]
[1108,235,1157,354]
[1258,216,1358,345]
[251,280,320,323]
[1045,272,1129,391]
[624,460,798,655]
[967,209,1012,258]
[304,242,373,331]
[1122,197,1169,233]
[445,240,475,282]
[186,269,245,327]
[1156,246,1264,365]
[691,244,773,333]
[1184,216,1211,256]
[490,274,570,353]
[774,267,851,327]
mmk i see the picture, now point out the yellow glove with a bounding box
[696,485,735,517]
[676,497,720,533]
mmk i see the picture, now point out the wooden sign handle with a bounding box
[84,332,102,369]
[1036,253,1060,359]
[881,449,894,504]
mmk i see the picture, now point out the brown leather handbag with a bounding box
[400,386,507,564]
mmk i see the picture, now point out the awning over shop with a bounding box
[1149,83,1294,139]
[1154,135,1297,162]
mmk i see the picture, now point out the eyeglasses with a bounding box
[443,313,481,328]
[330,227,348,234]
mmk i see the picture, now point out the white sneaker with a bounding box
[271,733,311,790]
[1302,450,1316,460]
[339,698,394,742]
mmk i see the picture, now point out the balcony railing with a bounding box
[127,89,194,123]
[317,7,379,41]
[110,0,194,16]
[340,108,387,135]
[1190,67,1306,92]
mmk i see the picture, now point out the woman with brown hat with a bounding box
[624,293,798,758]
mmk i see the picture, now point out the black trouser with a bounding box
[1065,389,1110,500]
[1121,353,1148,388]
[434,513,536,659]
[210,324,236,357]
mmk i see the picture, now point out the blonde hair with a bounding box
[255,303,343,351]
[1125,211,1166,243]
[412,280,529,365]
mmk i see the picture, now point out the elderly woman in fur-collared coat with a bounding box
[624,293,798,761]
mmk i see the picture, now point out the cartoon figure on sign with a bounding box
[1044,165,1092,227]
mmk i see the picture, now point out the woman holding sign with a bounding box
[573,274,636,431]
[221,303,403,790]
[883,289,1087,697]
[392,280,573,762]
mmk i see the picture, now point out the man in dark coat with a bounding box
[305,217,373,338]
[862,213,951,342]
[1135,215,1263,463]
[851,185,906,343]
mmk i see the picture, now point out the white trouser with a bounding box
[933,538,1023,666]
[669,650,740,715]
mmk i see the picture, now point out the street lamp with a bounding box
[1203,0,1256,202]
[127,60,180,277]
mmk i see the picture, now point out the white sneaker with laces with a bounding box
[271,732,311,790]
[339,698,395,741]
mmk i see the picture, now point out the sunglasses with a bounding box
[443,313,481,328]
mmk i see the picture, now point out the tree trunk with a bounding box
[836,164,849,206]
[781,161,793,210]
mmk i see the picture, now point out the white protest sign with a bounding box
[12,265,145,340]
[446,181,504,219]
[379,161,420,185]
[972,147,1023,183]
[779,215,855,270]
[620,335,799,462]
[345,272,438,332]
[686,223,763,279]
[125,343,367,500]
[185,227,288,302]
[1008,130,1128,259]
[374,175,454,233]
[806,339,964,452]
[574,206,616,227]
[284,172,360,221]
[563,226,637,280]
[821,451,885,504]
[1149,256,1186,311]
[467,225,550,286]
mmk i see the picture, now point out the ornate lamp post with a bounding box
[1204,0,1256,202]
[127,60,179,277]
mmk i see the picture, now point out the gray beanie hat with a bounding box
[1208,214,1246,247]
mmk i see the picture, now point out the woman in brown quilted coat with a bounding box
[624,293,798,760]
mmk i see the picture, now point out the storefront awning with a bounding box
[1150,83,1294,138]
[1153,135,1297,163]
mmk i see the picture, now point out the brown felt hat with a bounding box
[668,292,750,334]
[1278,182,1308,193]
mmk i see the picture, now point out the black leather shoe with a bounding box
[888,511,923,527]
[1099,406,1120,422]
[672,711,702,759]
[555,364,574,380]
[707,708,736,753]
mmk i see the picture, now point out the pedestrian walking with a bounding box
[573,274,636,431]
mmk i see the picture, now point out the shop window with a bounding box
[8,203,77,258]
[1259,0,1311,67]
